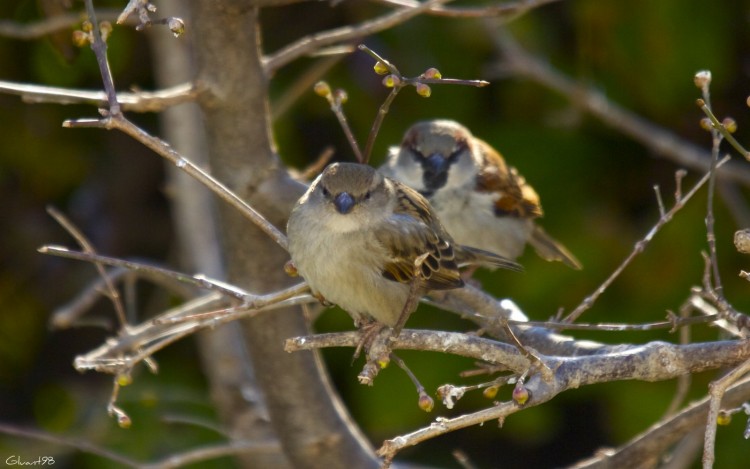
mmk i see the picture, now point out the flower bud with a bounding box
[717,410,732,426]
[99,21,113,41]
[699,117,713,132]
[117,373,132,386]
[734,229,750,254]
[72,30,90,47]
[117,413,132,429]
[373,61,389,75]
[418,392,434,412]
[81,20,93,32]
[693,70,712,89]
[512,384,530,406]
[382,75,400,88]
[168,17,185,38]
[483,385,499,399]
[423,67,442,79]
[283,260,299,277]
[313,81,332,97]
[722,117,737,133]
[415,83,431,97]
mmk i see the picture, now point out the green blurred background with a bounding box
[2,0,750,467]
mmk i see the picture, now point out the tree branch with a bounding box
[263,0,452,74]
[0,79,200,112]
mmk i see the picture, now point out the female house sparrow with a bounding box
[381,120,581,269]
[286,162,521,329]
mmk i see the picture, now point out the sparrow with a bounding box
[380,120,581,269]
[286,162,521,329]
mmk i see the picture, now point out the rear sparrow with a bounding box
[381,120,581,269]
[286,162,521,330]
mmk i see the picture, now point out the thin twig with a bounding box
[698,81,725,300]
[371,0,561,19]
[46,207,128,327]
[564,158,730,323]
[0,9,121,39]
[40,245,246,300]
[696,99,750,161]
[83,0,120,115]
[0,80,199,112]
[263,0,452,74]
[61,114,290,251]
[703,358,750,468]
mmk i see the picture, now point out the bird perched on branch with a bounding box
[381,120,581,270]
[286,162,521,334]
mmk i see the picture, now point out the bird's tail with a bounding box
[456,245,523,272]
[529,225,582,270]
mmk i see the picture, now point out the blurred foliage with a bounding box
[2,0,750,468]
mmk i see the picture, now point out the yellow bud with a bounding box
[746,96,750,108]
[512,385,530,406]
[382,75,400,88]
[373,61,389,75]
[72,30,90,47]
[99,21,113,41]
[415,83,431,98]
[722,117,737,133]
[418,392,434,412]
[717,410,732,426]
[483,385,499,399]
[423,67,442,79]
[81,20,93,33]
[377,357,390,369]
[283,260,298,277]
[117,414,132,429]
[313,81,331,97]
[699,117,713,132]
[116,373,132,386]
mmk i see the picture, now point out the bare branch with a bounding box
[283,329,750,464]
[263,0,452,74]
[83,0,120,115]
[569,377,750,468]
[75,283,312,377]
[46,207,129,327]
[372,0,561,19]
[0,79,199,112]
[61,114,290,251]
[703,358,750,467]
[49,266,194,329]
[564,157,730,323]
[0,9,120,39]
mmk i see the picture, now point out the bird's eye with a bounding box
[363,191,371,201]
[321,187,330,197]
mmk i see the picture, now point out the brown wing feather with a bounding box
[376,181,464,290]
[473,138,543,219]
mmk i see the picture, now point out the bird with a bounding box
[286,162,521,332]
[380,119,581,270]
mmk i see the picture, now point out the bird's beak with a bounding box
[423,154,449,190]
[333,192,355,214]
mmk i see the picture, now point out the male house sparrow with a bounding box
[286,162,521,329]
[381,120,581,269]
